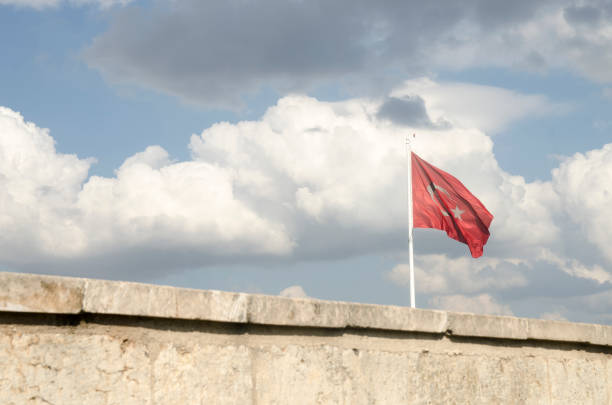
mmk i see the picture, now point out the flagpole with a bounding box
[406,135,416,308]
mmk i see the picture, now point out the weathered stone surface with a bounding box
[0,272,84,313]
[176,289,248,323]
[547,357,608,404]
[608,357,612,404]
[0,333,150,405]
[407,352,550,404]
[347,304,447,333]
[347,348,417,404]
[252,344,348,404]
[2,271,612,404]
[248,343,564,404]
[1,321,611,403]
[83,279,177,318]
[447,312,529,340]
[247,294,349,328]
[2,271,612,347]
[527,318,612,346]
[153,344,252,404]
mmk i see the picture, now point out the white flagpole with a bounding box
[406,135,416,308]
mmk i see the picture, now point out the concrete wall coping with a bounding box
[2,271,611,346]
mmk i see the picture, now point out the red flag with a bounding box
[412,152,493,258]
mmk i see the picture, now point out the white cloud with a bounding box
[0,107,292,274]
[429,293,514,316]
[3,78,612,300]
[538,248,612,284]
[189,95,407,233]
[189,87,563,261]
[552,144,612,264]
[387,255,527,295]
[279,285,308,299]
[77,155,293,257]
[0,107,92,259]
[426,2,612,85]
[391,78,567,133]
[84,1,612,107]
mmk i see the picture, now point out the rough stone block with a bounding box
[528,318,612,346]
[0,271,84,313]
[346,348,417,404]
[0,333,150,405]
[176,289,248,323]
[247,294,349,328]
[348,303,447,333]
[251,344,350,404]
[409,352,548,404]
[447,312,529,340]
[547,357,607,404]
[83,279,177,318]
[1,271,612,350]
[153,343,252,404]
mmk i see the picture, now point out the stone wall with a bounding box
[1,271,611,404]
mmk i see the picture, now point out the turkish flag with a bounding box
[412,152,493,258]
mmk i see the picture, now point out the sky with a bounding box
[2,0,612,324]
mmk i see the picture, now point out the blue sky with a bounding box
[2,0,612,324]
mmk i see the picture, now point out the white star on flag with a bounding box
[451,205,465,220]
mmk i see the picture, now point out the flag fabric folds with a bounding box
[411,152,493,258]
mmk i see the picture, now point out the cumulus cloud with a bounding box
[0,107,93,259]
[389,79,568,133]
[0,107,292,276]
[83,0,612,107]
[279,285,309,299]
[552,144,612,264]
[3,77,612,318]
[387,255,528,295]
[189,95,407,238]
[76,149,293,258]
[185,80,612,311]
[538,248,612,284]
[188,81,564,264]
